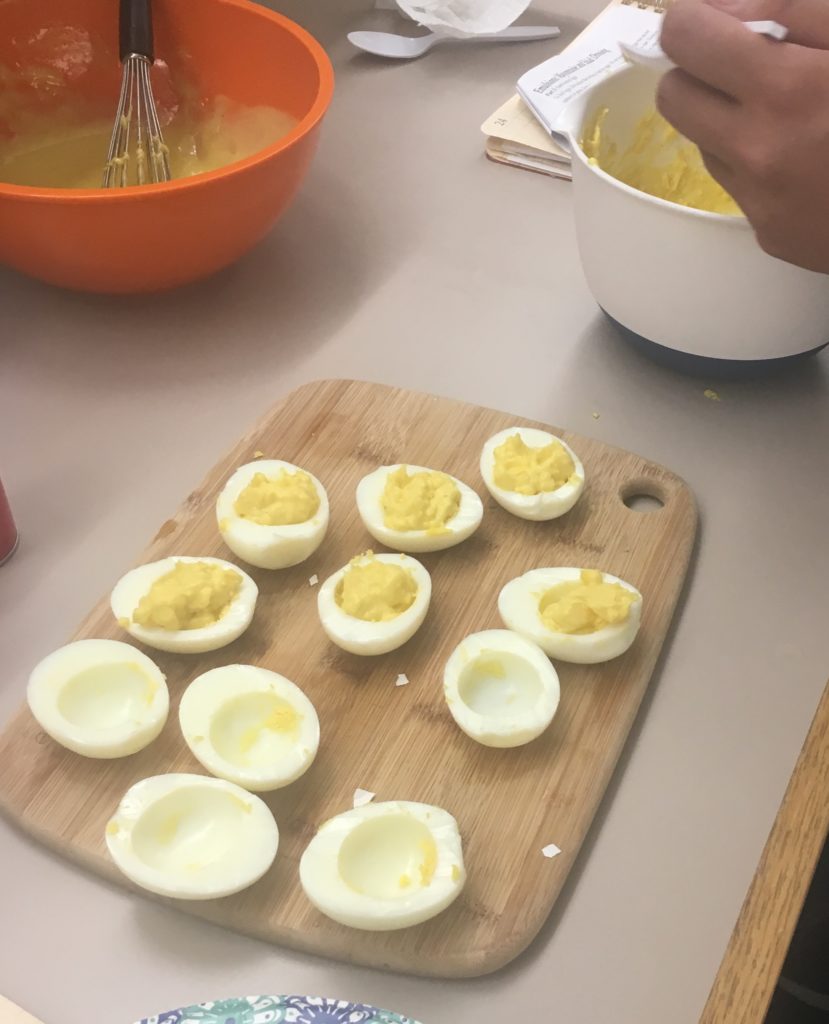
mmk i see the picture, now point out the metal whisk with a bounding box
[103,0,172,188]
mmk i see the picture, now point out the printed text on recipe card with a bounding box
[534,24,660,104]
[533,48,617,103]
[517,3,662,128]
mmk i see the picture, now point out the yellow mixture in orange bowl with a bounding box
[0,95,297,190]
[0,0,334,293]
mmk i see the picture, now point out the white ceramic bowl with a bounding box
[559,65,829,372]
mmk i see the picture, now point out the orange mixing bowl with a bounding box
[0,0,334,293]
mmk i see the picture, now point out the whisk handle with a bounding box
[120,0,154,62]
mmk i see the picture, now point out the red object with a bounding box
[0,479,18,565]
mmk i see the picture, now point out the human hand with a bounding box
[657,0,829,273]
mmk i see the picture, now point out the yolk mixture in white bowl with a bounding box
[559,64,829,368]
[581,105,740,216]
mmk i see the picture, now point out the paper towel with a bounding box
[394,0,533,37]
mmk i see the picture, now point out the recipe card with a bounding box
[517,0,663,139]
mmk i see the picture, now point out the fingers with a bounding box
[703,0,829,51]
[698,148,774,251]
[703,0,785,19]
[656,68,737,158]
[699,149,740,197]
[660,0,783,99]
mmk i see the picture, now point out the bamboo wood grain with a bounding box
[698,677,829,1024]
[0,380,696,978]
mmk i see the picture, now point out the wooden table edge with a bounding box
[698,676,829,1024]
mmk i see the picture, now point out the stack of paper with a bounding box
[481,0,665,178]
[481,93,571,179]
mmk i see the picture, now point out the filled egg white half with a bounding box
[111,555,258,654]
[498,567,643,664]
[355,464,483,553]
[443,629,560,748]
[300,800,466,930]
[105,773,278,900]
[216,459,329,570]
[179,664,320,792]
[317,552,431,656]
[27,639,169,759]
[480,426,585,521]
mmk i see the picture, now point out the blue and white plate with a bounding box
[135,995,421,1024]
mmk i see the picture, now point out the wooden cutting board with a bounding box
[0,379,697,978]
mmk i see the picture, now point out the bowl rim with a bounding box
[0,0,335,203]
[568,65,749,229]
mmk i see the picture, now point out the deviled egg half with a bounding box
[105,773,278,900]
[27,639,169,758]
[179,665,320,792]
[111,555,258,654]
[498,567,642,664]
[480,427,584,521]
[443,629,560,748]
[216,459,329,570]
[300,800,466,930]
[317,551,431,656]
[356,464,483,553]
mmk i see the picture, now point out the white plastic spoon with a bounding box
[348,25,561,59]
[620,18,787,73]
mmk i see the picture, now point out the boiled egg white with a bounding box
[299,800,466,930]
[216,459,329,570]
[356,464,483,553]
[498,567,642,664]
[179,664,319,792]
[443,629,560,748]
[111,555,258,654]
[105,773,278,900]
[317,551,431,656]
[480,427,585,521]
[27,639,168,759]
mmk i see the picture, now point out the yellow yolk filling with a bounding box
[234,469,320,526]
[472,656,506,678]
[335,554,417,622]
[418,837,438,886]
[539,569,636,635]
[493,434,575,495]
[132,561,242,631]
[238,701,300,754]
[381,466,460,534]
[582,107,741,216]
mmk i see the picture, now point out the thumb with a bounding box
[702,0,829,48]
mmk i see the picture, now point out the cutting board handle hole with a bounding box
[620,481,666,513]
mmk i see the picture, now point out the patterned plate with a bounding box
[135,995,421,1024]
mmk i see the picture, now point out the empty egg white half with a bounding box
[179,664,320,792]
[300,800,466,930]
[498,567,643,664]
[443,629,560,748]
[105,773,278,900]
[110,555,258,655]
[317,552,431,656]
[355,464,483,553]
[216,459,329,570]
[27,638,169,759]
[480,426,585,521]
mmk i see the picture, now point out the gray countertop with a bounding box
[1,2,828,1022]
